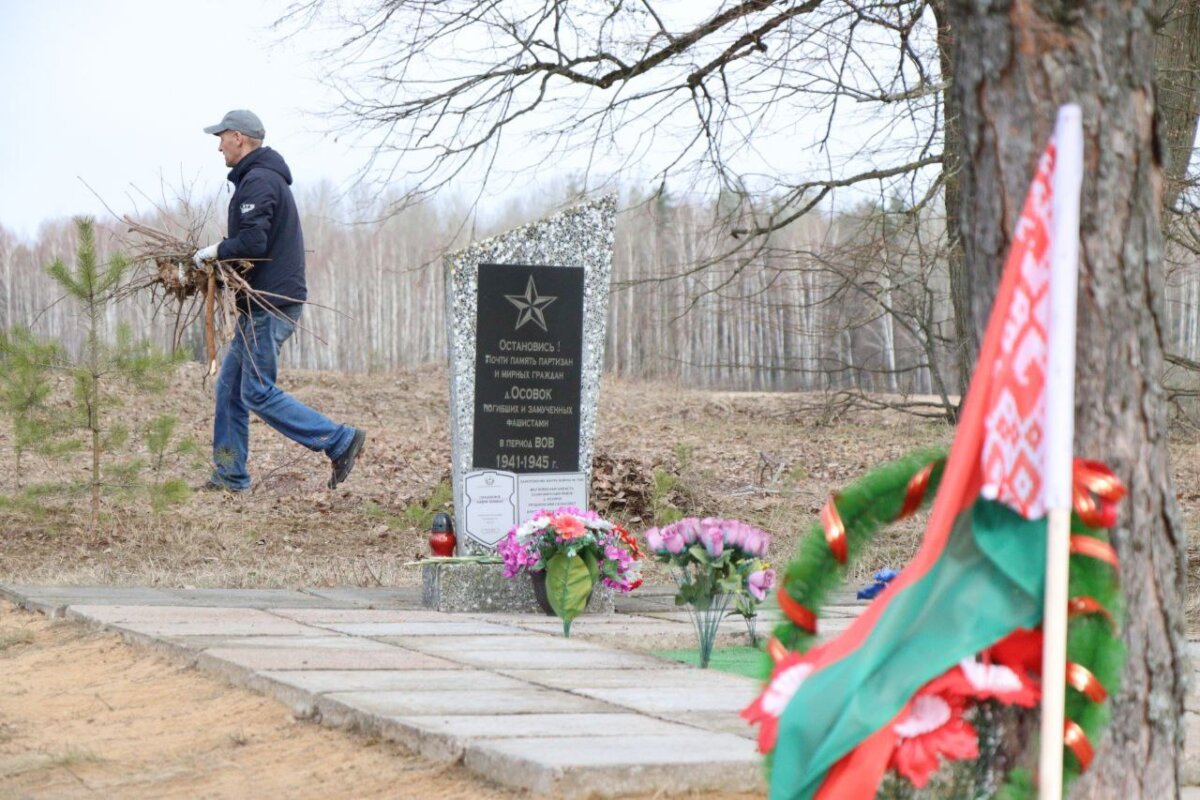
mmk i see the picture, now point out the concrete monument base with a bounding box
[420,562,614,614]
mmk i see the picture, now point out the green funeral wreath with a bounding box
[745,449,1125,798]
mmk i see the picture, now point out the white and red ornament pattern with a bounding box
[980,143,1056,520]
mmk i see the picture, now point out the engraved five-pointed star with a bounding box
[505,276,557,331]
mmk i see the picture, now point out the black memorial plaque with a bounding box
[473,263,584,473]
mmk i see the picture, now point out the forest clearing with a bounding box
[5,0,1200,790]
[2,365,1199,798]
[0,364,974,800]
[1,364,1198,629]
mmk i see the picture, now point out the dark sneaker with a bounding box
[329,428,366,489]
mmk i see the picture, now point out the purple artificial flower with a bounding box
[661,524,687,554]
[677,518,702,545]
[697,522,724,557]
[738,523,769,557]
[497,530,529,578]
[747,569,776,601]
[645,527,664,553]
[732,526,751,554]
[724,521,745,551]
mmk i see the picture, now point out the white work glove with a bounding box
[192,243,220,269]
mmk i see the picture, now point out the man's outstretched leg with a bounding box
[238,305,366,488]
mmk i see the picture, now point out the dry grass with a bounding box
[0,630,35,653]
[0,365,1196,626]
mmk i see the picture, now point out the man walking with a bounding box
[194,109,365,492]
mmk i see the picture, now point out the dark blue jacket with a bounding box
[217,147,307,309]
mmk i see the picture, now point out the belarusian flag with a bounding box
[751,108,1084,799]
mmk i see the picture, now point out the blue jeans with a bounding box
[211,305,354,490]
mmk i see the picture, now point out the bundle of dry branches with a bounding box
[118,217,258,376]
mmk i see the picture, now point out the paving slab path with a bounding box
[2,583,831,798]
[5,583,1199,796]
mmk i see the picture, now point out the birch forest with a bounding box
[1,184,1198,414]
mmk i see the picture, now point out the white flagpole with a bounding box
[1038,103,1083,800]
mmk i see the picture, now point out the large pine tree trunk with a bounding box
[948,0,1188,795]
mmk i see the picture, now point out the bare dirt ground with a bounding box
[0,598,520,799]
[0,365,962,589]
[0,366,1196,798]
[0,599,762,800]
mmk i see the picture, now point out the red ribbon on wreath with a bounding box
[1069,535,1120,569]
[777,586,818,634]
[1066,661,1108,703]
[1072,459,1126,528]
[898,461,937,519]
[1064,720,1094,772]
[821,495,848,564]
[1067,595,1115,629]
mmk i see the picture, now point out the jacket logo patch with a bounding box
[240,203,256,214]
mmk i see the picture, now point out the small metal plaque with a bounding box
[462,470,518,548]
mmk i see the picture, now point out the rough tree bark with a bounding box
[949,0,1187,796]
[936,0,1197,383]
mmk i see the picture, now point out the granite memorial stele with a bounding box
[421,196,617,613]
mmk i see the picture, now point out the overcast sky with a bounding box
[0,0,358,239]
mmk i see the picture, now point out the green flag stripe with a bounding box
[770,500,1047,800]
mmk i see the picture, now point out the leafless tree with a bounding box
[277,0,1200,399]
[4,176,1200,412]
[277,0,945,226]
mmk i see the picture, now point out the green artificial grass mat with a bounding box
[654,646,769,679]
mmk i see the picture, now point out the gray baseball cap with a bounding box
[203,109,266,139]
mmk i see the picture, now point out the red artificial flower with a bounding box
[920,627,1042,711]
[889,692,979,788]
[616,525,643,559]
[924,657,1040,708]
[552,514,586,540]
[988,627,1043,676]
[741,652,815,754]
[627,578,643,591]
